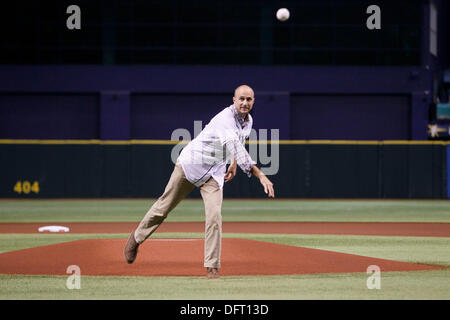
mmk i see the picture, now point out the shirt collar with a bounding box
[230,104,250,128]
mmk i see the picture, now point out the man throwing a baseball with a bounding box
[124,84,275,278]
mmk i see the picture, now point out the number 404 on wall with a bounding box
[13,181,40,194]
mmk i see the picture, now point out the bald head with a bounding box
[234,84,254,97]
[233,84,255,119]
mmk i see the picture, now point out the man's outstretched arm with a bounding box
[224,140,275,198]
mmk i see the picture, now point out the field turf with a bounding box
[0,199,449,300]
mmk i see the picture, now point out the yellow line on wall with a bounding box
[0,139,186,145]
[0,139,448,145]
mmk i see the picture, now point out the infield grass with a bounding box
[0,199,449,222]
[1,270,450,300]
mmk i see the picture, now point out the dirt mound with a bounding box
[0,238,441,276]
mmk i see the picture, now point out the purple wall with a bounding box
[100,91,130,140]
[290,95,410,140]
[0,93,99,139]
[130,94,230,139]
[0,65,430,94]
[0,65,432,140]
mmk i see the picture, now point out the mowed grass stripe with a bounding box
[1,270,450,300]
[0,199,449,222]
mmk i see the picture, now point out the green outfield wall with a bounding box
[0,140,447,199]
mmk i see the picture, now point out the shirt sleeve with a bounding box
[225,139,256,177]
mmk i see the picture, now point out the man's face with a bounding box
[233,87,255,118]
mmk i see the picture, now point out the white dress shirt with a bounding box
[177,104,256,188]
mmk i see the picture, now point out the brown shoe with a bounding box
[206,267,220,279]
[124,231,140,264]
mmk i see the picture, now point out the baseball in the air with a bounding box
[276,8,290,22]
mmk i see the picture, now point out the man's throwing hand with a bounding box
[259,175,275,198]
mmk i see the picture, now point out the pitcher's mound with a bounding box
[0,238,441,276]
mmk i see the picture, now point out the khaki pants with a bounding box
[134,163,223,268]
